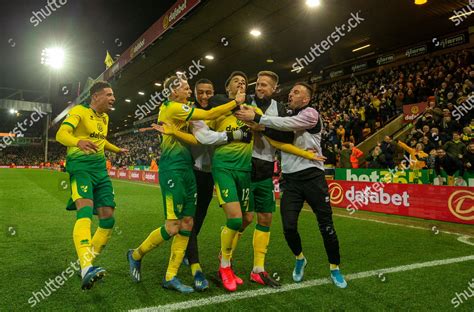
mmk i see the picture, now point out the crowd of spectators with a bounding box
[2,49,473,178]
[107,129,160,167]
[319,49,474,178]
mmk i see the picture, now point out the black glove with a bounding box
[226,126,252,143]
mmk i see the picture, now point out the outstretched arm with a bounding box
[265,136,326,161]
[235,105,319,131]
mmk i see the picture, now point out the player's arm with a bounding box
[236,105,319,131]
[151,123,199,145]
[188,89,246,120]
[189,100,237,120]
[56,109,97,153]
[104,140,128,154]
[265,136,326,161]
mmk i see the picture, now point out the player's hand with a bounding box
[307,148,327,161]
[139,127,154,132]
[244,121,264,131]
[235,88,246,105]
[235,105,256,121]
[77,140,98,153]
[151,122,176,135]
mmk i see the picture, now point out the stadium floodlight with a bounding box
[154,82,162,87]
[9,108,16,114]
[205,54,214,60]
[138,91,145,95]
[125,99,131,103]
[250,29,261,37]
[306,0,321,7]
[41,47,65,69]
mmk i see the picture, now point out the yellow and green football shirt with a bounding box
[60,103,110,171]
[157,100,195,171]
[211,104,263,171]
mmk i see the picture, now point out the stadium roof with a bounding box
[105,0,472,131]
[1,0,472,133]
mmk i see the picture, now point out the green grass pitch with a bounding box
[0,169,473,311]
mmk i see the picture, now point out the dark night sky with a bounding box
[0,0,176,97]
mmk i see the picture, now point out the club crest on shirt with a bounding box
[97,123,103,132]
[182,104,190,112]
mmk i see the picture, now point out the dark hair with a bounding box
[294,82,314,98]
[195,78,213,88]
[225,71,248,88]
[90,81,111,97]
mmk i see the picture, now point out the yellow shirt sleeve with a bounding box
[56,123,79,147]
[265,136,315,160]
[168,102,195,121]
[189,100,237,120]
[61,106,83,129]
[104,140,121,153]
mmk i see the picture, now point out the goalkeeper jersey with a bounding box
[211,103,263,171]
[157,100,195,171]
[60,104,110,171]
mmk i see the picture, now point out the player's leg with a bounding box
[303,170,346,288]
[213,168,243,292]
[163,169,196,293]
[69,171,105,289]
[280,178,306,282]
[250,178,280,287]
[127,170,180,282]
[229,180,255,261]
[91,172,116,259]
[185,169,213,280]
[92,207,115,257]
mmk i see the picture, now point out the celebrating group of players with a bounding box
[55,70,348,293]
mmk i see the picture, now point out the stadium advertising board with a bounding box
[108,169,158,183]
[103,0,201,81]
[403,102,428,123]
[335,168,474,186]
[328,181,474,225]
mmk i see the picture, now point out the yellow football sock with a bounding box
[230,231,243,258]
[73,207,93,270]
[91,217,115,258]
[165,231,190,281]
[330,263,339,270]
[253,224,270,273]
[221,218,242,267]
[296,252,305,260]
[133,226,170,261]
[191,263,202,276]
[221,227,237,266]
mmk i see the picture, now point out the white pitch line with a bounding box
[129,254,474,312]
[300,207,473,239]
[112,179,161,188]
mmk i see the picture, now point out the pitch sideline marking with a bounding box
[129,254,474,312]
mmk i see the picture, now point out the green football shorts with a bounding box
[212,167,251,212]
[248,178,276,213]
[159,168,197,220]
[66,169,115,213]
